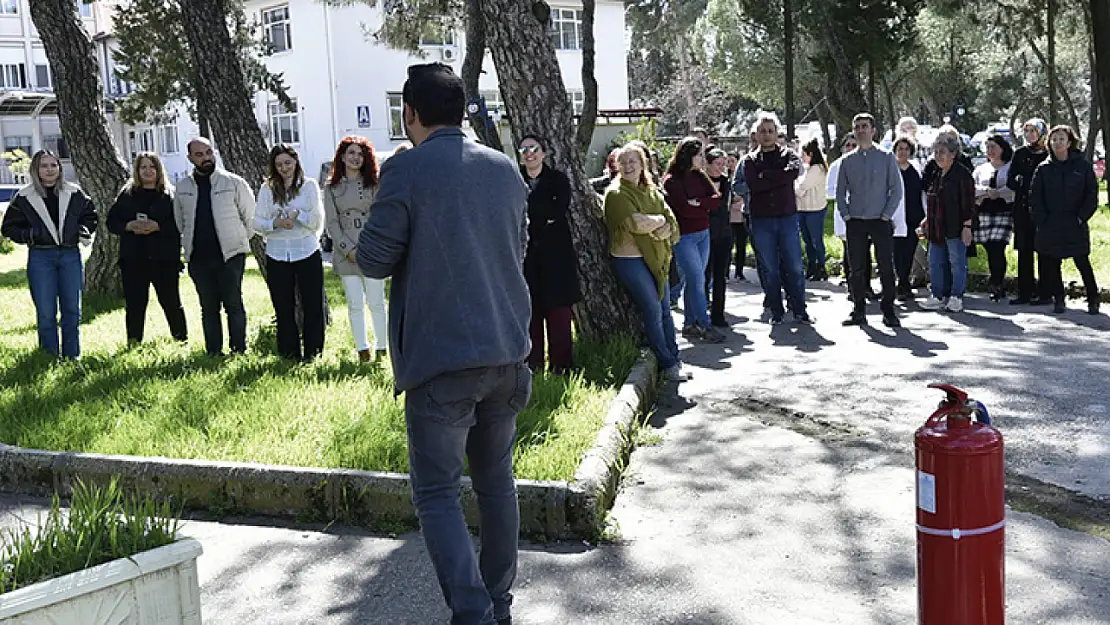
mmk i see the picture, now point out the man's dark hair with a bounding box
[852,113,875,127]
[402,63,465,127]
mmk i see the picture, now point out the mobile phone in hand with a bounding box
[136,213,149,221]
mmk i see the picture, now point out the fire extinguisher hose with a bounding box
[916,519,1006,540]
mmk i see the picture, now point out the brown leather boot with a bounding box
[358,349,372,362]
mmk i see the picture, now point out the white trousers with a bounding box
[340,275,388,351]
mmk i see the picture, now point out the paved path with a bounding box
[3,276,1110,624]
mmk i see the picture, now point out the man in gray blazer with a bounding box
[357,63,531,625]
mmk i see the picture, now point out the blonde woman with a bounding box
[1,150,97,359]
[107,152,187,343]
[253,144,325,361]
[324,136,388,361]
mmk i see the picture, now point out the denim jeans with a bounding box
[406,363,532,625]
[749,215,807,318]
[188,253,247,356]
[26,247,83,358]
[673,229,711,328]
[798,209,827,274]
[928,238,968,299]
[612,257,680,370]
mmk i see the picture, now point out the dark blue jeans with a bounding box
[612,256,680,370]
[673,229,711,328]
[187,253,247,356]
[26,247,83,359]
[798,209,827,273]
[749,214,807,317]
[406,364,532,625]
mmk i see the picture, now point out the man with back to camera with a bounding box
[356,63,531,625]
[836,113,904,328]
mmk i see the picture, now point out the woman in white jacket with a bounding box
[253,144,326,361]
[796,138,829,280]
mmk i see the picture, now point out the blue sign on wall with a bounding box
[357,105,372,128]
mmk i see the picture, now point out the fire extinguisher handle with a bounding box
[927,383,969,405]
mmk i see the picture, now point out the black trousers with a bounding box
[121,259,187,343]
[847,219,896,313]
[266,251,325,361]
[1040,254,1099,302]
[893,236,917,290]
[705,234,733,324]
[188,253,247,356]
[982,241,1009,289]
[1015,222,1047,300]
[731,222,749,278]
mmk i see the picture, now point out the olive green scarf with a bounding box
[603,178,680,298]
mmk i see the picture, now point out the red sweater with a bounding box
[662,170,721,234]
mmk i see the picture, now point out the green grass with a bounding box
[1,477,181,593]
[819,200,1110,284]
[0,248,637,482]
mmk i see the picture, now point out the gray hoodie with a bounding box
[356,128,531,393]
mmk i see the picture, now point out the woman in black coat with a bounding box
[0,150,97,359]
[107,152,188,343]
[1006,118,1050,305]
[519,134,582,374]
[1029,125,1099,315]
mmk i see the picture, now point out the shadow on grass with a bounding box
[0,268,27,289]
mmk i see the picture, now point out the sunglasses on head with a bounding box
[518,145,541,155]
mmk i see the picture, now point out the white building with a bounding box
[110,0,630,183]
[0,0,104,181]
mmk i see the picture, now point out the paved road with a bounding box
[2,276,1109,624]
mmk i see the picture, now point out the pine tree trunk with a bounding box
[29,0,130,299]
[575,0,598,156]
[480,0,632,340]
[462,0,503,150]
[1092,0,1110,179]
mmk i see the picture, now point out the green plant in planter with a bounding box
[0,478,183,593]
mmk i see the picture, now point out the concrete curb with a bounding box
[0,352,658,540]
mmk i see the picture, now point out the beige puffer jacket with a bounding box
[174,168,256,262]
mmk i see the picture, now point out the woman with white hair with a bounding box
[921,134,976,313]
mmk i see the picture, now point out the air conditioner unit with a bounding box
[441,45,459,62]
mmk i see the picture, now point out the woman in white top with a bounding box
[972,134,1016,301]
[254,144,325,361]
[796,137,829,280]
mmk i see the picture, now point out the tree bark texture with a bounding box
[1090,0,1110,177]
[462,0,503,150]
[575,0,599,156]
[179,0,270,279]
[480,0,633,340]
[783,0,794,139]
[1028,38,1081,132]
[29,0,130,299]
[1047,0,1058,125]
[812,1,866,136]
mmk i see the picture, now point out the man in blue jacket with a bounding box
[357,63,531,625]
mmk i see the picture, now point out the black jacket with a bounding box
[708,175,733,240]
[924,163,976,244]
[1029,149,1098,259]
[1,183,97,248]
[1006,145,1049,248]
[522,164,582,308]
[107,186,183,264]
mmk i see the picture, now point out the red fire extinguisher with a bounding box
[915,383,1005,625]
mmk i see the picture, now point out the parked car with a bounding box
[0,183,20,215]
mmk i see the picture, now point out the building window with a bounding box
[418,22,456,47]
[549,8,582,50]
[566,89,584,115]
[4,136,32,155]
[43,135,70,159]
[269,99,300,144]
[262,5,292,53]
[479,90,504,115]
[159,124,179,154]
[0,63,26,89]
[1,0,18,15]
[128,128,155,156]
[109,70,134,97]
[77,0,92,18]
[34,64,50,90]
[387,92,405,139]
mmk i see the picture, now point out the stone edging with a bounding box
[0,352,658,540]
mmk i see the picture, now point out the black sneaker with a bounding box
[1009,296,1030,305]
[794,312,815,324]
[711,317,729,328]
[882,312,901,328]
[842,312,867,326]
[1053,300,1066,314]
[770,314,784,325]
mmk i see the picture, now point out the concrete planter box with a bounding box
[0,538,203,625]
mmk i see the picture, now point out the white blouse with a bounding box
[253,178,324,262]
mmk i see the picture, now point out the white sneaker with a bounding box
[921,296,946,311]
[945,296,964,313]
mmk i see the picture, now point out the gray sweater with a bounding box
[356,127,531,393]
[835,145,903,222]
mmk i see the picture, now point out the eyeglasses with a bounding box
[518,145,541,155]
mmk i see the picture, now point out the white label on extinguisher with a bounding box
[917,471,937,514]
